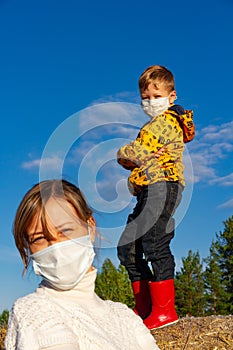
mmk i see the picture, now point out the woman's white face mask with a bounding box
[141,96,170,118]
[28,197,96,290]
[31,230,95,290]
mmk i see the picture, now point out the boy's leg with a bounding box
[117,190,153,318]
[141,181,183,329]
[118,232,152,318]
[117,189,153,282]
[141,182,183,281]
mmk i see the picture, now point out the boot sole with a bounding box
[150,318,179,330]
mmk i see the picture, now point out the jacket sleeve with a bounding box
[117,126,163,170]
[117,139,152,169]
[117,115,182,170]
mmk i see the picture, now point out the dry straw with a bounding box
[152,315,233,350]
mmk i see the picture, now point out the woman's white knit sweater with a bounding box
[5,268,160,350]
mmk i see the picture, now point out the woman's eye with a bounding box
[61,228,72,234]
[60,228,75,237]
[30,235,45,244]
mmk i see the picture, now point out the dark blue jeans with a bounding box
[117,181,183,282]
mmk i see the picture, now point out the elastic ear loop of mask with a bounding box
[87,221,94,239]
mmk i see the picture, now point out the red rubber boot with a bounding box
[143,279,179,330]
[131,280,152,319]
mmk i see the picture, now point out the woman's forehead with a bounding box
[27,198,84,234]
[45,197,77,221]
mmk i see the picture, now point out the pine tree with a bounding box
[95,258,134,308]
[116,264,134,308]
[203,240,229,315]
[213,215,233,314]
[0,310,9,326]
[175,250,205,317]
[95,258,119,301]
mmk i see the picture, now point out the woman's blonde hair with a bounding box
[138,65,175,93]
[13,179,93,270]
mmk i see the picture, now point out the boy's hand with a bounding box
[140,146,166,166]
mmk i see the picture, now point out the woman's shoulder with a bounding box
[11,290,49,321]
[13,290,44,307]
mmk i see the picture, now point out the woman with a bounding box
[5,179,160,350]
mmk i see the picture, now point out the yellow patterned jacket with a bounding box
[117,105,194,195]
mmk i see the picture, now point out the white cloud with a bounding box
[77,102,147,134]
[76,140,134,213]
[21,159,41,169]
[68,141,97,164]
[187,121,233,186]
[210,173,233,186]
[187,151,217,183]
[22,156,64,171]
[218,198,233,209]
[89,91,139,105]
[67,124,139,167]
[201,121,233,142]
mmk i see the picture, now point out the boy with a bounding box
[117,65,195,330]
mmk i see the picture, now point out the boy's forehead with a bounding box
[141,81,168,93]
[150,79,166,88]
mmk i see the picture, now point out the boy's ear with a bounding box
[169,90,177,104]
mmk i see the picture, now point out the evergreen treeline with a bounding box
[95,215,233,317]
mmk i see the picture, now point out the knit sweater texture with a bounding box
[5,268,160,350]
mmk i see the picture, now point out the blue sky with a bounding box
[1,0,233,312]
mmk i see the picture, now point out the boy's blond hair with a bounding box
[138,65,175,93]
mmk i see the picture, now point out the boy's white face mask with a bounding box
[31,232,95,290]
[141,96,170,118]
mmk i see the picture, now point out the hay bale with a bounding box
[0,325,7,350]
[152,315,233,350]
